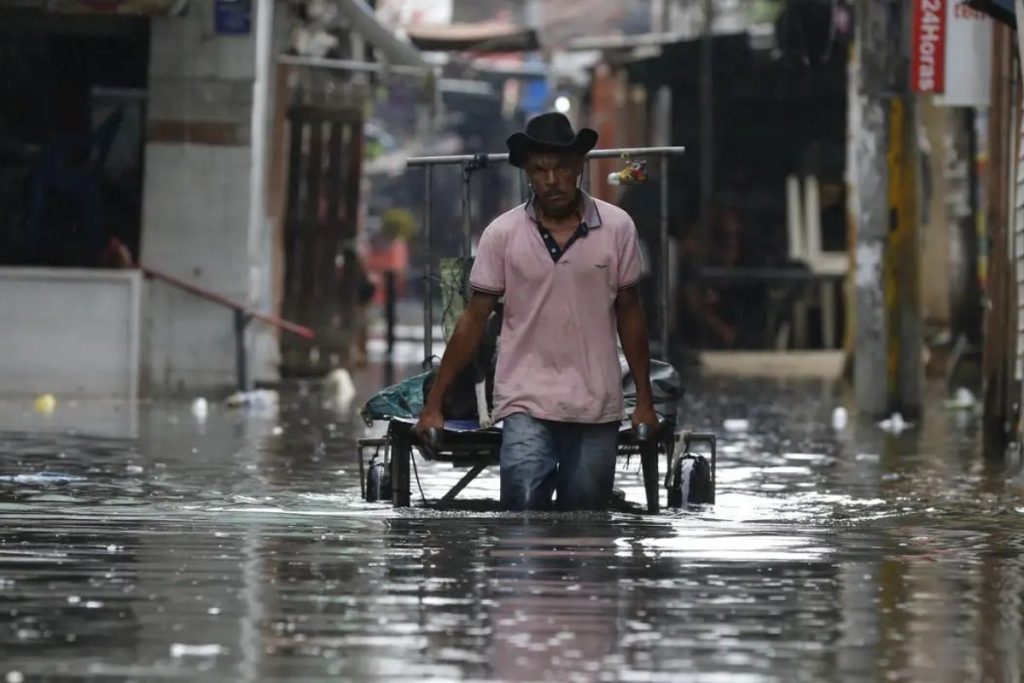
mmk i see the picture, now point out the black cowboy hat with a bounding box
[506,112,599,168]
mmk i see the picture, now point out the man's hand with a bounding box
[414,406,444,445]
[631,402,660,437]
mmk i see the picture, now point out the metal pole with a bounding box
[234,309,250,393]
[423,166,434,365]
[386,271,397,359]
[391,431,411,507]
[248,0,273,356]
[889,95,922,416]
[327,0,429,70]
[406,146,686,167]
[461,165,472,259]
[385,271,396,386]
[957,108,983,344]
[659,154,670,359]
[439,463,487,504]
[278,54,431,77]
[699,0,714,246]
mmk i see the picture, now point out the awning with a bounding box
[334,0,427,68]
[965,0,1016,27]
[23,0,189,14]
[406,22,539,52]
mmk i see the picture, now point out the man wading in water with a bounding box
[415,112,658,511]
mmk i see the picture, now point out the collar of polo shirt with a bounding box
[524,190,604,231]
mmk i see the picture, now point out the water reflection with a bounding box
[0,377,1022,680]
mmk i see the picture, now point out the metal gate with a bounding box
[280,104,363,377]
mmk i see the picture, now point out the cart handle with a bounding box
[405,146,686,167]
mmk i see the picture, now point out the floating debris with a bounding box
[723,419,750,432]
[878,413,912,434]
[944,387,978,411]
[324,368,356,411]
[33,394,56,415]
[226,389,279,411]
[191,398,209,421]
[170,643,224,658]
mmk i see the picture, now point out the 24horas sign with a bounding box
[912,0,992,106]
[911,0,946,93]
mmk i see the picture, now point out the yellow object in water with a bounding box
[33,394,56,414]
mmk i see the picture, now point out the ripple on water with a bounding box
[0,381,1021,682]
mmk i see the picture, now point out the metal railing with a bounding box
[405,146,687,361]
[142,266,315,391]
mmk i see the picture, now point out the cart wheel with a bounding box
[365,459,391,502]
[667,452,714,507]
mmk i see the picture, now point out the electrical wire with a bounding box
[410,445,428,505]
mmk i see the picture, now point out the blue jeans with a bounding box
[499,412,620,511]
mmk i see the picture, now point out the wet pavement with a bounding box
[1,374,1023,682]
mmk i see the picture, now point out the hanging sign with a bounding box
[214,0,251,35]
[911,0,947,93]
[935,1,993,106]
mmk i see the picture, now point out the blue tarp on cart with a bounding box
[360,359,684,428]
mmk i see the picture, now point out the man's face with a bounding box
[524,152,583,217]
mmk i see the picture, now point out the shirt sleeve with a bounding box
[469,224,505,295]
[617,219,645,290]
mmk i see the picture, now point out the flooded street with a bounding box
[2,375,1023,682]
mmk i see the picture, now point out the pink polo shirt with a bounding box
[469,192,644,424]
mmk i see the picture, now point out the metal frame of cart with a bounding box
[413,145,686,361]
[358,145,718,512]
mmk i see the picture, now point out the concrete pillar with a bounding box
[141,3,285,395]
[851,1,893,416]
[851,0,922,417]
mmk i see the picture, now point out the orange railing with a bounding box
[142,266,314,390]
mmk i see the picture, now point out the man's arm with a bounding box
[616,286,657,429]
[416,291,498,436]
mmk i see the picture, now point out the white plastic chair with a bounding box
[785,175,848,348]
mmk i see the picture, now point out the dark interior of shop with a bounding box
[0,13,149,268]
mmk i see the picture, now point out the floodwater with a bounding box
[1,375,1023,682]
